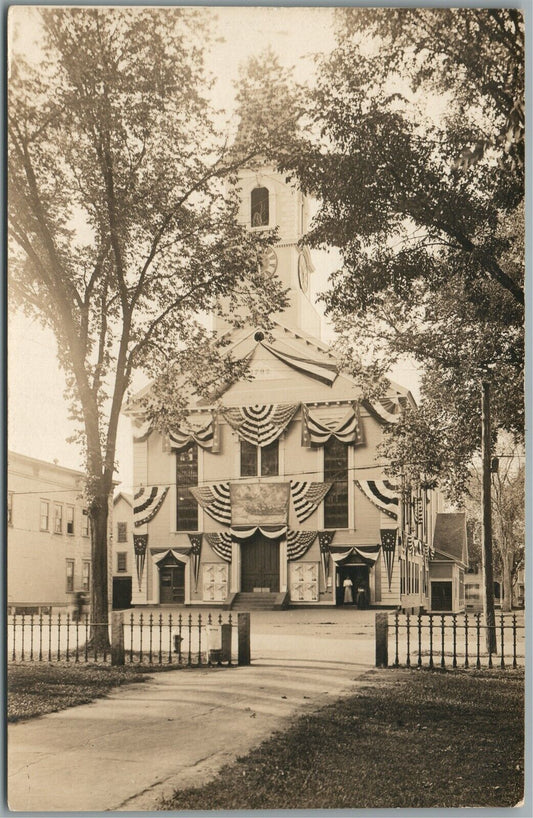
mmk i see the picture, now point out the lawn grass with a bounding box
[160,668,524,810]
[7,663,152,722]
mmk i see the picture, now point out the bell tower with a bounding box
[214,164,322,339]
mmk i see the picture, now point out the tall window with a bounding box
[323,437,348,529]
[81,509,89,537]
[66,505,74,535]
[117,521,128,542]
[176,446,198,531]
[54,504,63,534]
[66,559,75,593]
[40,500,50,531]
[82,561,91,591]
[251,186,269,226]
[240,440,279,477]
[7,492,13,526]
[117,552,127,573]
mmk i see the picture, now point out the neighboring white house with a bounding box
[111,491,134,609]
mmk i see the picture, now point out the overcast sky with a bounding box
[8,6,421,490]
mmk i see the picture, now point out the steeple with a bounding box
[214,164,322,339]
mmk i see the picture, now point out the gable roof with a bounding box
[433,513,468,567]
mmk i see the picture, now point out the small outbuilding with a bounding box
[428,512,468,612]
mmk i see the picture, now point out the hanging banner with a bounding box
[287,530,318,561]
[190,483,231,525]
[355,479,399,520]
[169,415,219,452]
[318,530,336,584]
[221,404,299,447]
[261,342,338,385]
[188,534,202,590]
[330,544,381,565]
[301,403,364,447]
[133,533,148,591]
[205,532,233,562]
[134,486,169,528]
[230,482,290,526]
[380,528,398,591]
[290,481,332,523]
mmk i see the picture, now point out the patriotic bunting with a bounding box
[169,416,219,452]
[301,403,364,447]
[231,524,286,539]
[290,481,332,523]
[363,397,406,425]
[355,479,399,520]
[318,530,335,584]
[133,534,148,590]
[134,486,170,527]
[190,483,231,525]
[188,534,202,590]
[205,532,233,562]
[380,528,398,591]
[287,530,318,561]
[132,417,152,441]
[221,403,298,447]
[261,342,338,385]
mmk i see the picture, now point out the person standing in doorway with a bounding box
[343,576,354,605]
[357,584,366,609]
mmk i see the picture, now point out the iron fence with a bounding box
[389,611,525,670]
[7,610,237,666]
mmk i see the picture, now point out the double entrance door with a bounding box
[159,553,185,604]
[241,532,280,592]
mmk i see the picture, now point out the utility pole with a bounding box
[481,380,497,654]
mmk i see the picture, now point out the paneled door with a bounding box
[241,533,280,592]
[159,554,185,604]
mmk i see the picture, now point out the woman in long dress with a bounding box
[343,577,353,604]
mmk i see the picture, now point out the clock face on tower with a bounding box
[260,247,278,276]
[298,252,309,293]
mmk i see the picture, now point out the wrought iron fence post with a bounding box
[452,613,457,668]
[12,614,16,662]
[227,614,233,666]
[198,614,203,665]
[428,613,434,669]
[30,614,34,662]
[139,612,144,664]
[158,614,163,665]
[66,613,70,663]
[178,613,183,664]
[440,614,445,668]
[500,614,505,669]
[512,614,517,669]
[39,612,43,662]
[187,614,192,666]
[464,614,469,668]
[406,612,411,668]
[21,612,25,661]
[75,613,79,663]
[56,612,61,662]
[417,613,422,668]
[393,610,399,667]
[148,613,153,664]
[476,613,481,669]
[129,612,134,664]
[168,613,173,664]
[84,614,89,663]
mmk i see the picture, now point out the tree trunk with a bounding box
[501,550,513,612]
[481,381,497,653]
[89,492,111,650]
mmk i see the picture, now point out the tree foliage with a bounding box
[8,7,288,639]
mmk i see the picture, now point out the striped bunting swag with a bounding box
[134,486,169,528]
[363,397,405,425]
[301,403,363,447]
[290,481,332,523]
[168,415,219,452]
[190,483,231,525]
[221,404,299,447]
[355,479,399,520]
[205,532,233,562]
[286,530,317,561]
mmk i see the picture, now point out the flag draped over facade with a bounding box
[261,342,338,385]
[188,534,202,590]
[168,415,219,452]
[301,403,364,447]
[190,483,231,525]
[134,486,170,527]
[355,479,399,520]
[133,533,148,590]
[286,530,318,560]
[221,403,299,447]
[380,528,398,590]
[205,532,233,562]
[290,481,332,523]
[318,530,336,584]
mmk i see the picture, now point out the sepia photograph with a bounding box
[7,4,527,812]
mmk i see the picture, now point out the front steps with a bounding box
[230,592,288,611]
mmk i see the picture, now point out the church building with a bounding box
[124,166,454,611]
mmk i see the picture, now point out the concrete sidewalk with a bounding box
[8,656,373,812]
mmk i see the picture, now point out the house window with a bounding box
[323,437,348,528]
[54,503,63,534]
[82,561,91,592]
[81,509,89,537]
[40,500,50,531]
[251,186,269,226]
[176,446,198,531]
[117,521,128,543]
[117,552,127,573]
[7,492,13,526]
[240,440,279,477]
[66,505,74,535]
[66,559,75,593]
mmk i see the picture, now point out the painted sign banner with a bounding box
[230,482,290,526]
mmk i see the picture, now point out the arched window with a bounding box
[251,186,269,226]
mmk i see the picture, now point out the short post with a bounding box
[237,612,251,666]
[111,611,125,666]
[221,623,232,664]
[375,612,389,667]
